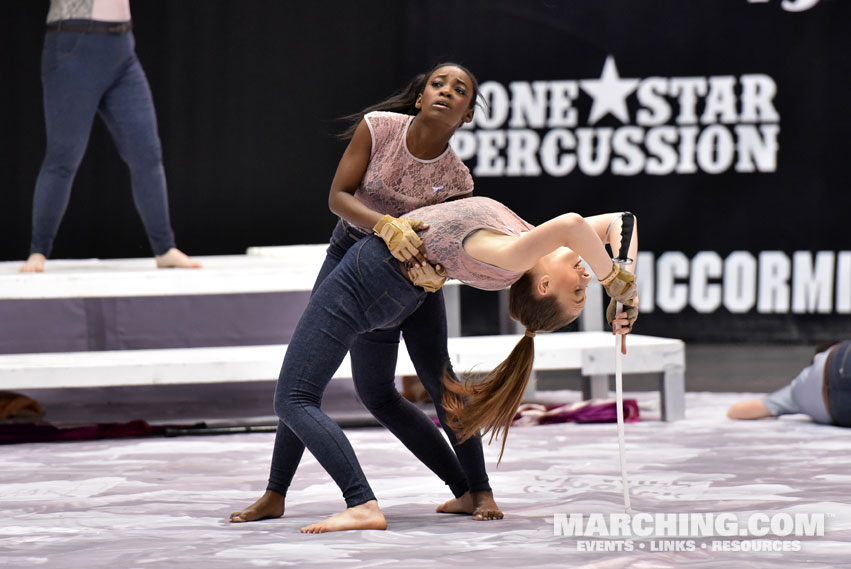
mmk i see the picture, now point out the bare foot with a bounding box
[436,490,504,520]
[727,398,772,420]
[436,491,474,514]
[471,490,504,520]
[229,490,285,523]
[300,500,387,533]
[19,253,46,273]
[155,247,202,269]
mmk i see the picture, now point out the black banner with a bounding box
[399,0,851,343]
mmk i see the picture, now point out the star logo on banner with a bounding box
[579,56,639,125]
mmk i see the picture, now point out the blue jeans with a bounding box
[30,22,175,256]
[270,236,428,506]
[267,223,489,506]
[330,222,489,493]
[826,340,851,427]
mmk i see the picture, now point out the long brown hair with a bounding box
[442,272,580,462]
[338,62,480,140]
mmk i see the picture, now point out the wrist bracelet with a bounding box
[598,262,619,286]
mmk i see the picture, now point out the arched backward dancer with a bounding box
[234,194,638,533]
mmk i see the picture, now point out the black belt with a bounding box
[46,22,133,34]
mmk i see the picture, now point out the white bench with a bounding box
[0,331,685,421]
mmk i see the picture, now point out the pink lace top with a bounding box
[351,111,473,232]
[407,197,535,291]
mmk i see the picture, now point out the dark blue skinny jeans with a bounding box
[827,340,851,427]
[30,22,175,256]
[268,222,489,507]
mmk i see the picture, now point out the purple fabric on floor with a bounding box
[430,399,640,428]
[511,399,640,426]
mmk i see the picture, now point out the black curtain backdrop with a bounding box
[2,0,849,343]
[398,0,848,252]
[397,0,851,342]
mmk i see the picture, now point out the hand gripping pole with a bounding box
[612,212,635,516]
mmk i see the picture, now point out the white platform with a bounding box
[0,246,329,298]
[0,247,464,339]
[0,245,463,299]
[0,332,686,420]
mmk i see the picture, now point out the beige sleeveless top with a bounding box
[407,197,534,291]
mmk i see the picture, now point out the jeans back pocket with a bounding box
[365,291,407,329]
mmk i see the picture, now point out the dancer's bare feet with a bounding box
[300,500,387,533]
[436,490,504,520]
[155,247,202,269]
[727,398,772,420]
[229,490,285,523]
[19,253,46,273]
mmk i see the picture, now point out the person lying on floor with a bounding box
[727,340,851,427]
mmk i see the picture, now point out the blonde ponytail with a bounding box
[443,334,535,462]
[441,271,580,462]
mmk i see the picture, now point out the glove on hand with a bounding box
[606,298,638,332]
[407,262,447,293]
[373,215,425,262]
[599,262,637,304]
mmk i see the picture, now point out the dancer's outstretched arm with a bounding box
[464,212,617,277]
[585,213,639,269]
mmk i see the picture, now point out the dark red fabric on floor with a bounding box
[0,420,163,444]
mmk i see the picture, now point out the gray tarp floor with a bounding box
[3,391,850,569]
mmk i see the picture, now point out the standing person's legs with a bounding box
[234,237,426,532]
[98,32,198,267]
[401,291,489,488]
[401,292,503,519]
[23,29,106,271]
[230,221,361,523]
[349,326,470,498]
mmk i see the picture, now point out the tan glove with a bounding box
[599,262,637,304]
[606,298,638,332]
[373,215,425,262]
[406,262,447,293]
